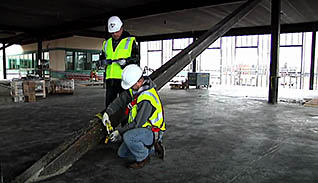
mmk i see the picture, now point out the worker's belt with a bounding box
[151,126,160,132]
[146,125,161,140]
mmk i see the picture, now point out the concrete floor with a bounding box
[0,84,318,183]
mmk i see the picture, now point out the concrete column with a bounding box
[309,30,316,90]
[268,0,281,104]
[36,39,43,77]
[192,36,197,72]
[2,43,6,79]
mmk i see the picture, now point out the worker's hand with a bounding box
[110,130,120,142]
[117,59,126,66]
[102,112,110,126]
[104,59,112,65]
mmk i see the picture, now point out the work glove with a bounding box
[110,130,120,142]
[95,112,103,120]
[117,59,126,66]
[102,112,110,126]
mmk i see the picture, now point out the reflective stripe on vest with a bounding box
[128,88,165,131]
[103,37,135,79]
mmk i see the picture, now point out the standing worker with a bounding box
[102,64,166,169]
[101,16,140,113]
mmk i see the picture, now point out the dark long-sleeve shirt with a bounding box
[105,77,156,134]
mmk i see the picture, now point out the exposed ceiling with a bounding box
[1,0,318,46]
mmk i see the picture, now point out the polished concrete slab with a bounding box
[0,85,317,183]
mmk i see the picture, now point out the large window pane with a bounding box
[75,52,88,70]
[65,51,74,70]
[235,48,258,86]
[279,47,302,88]
[147,52,162,70]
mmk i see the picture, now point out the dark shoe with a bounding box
[128,155,150,169]
[154,142,165,160]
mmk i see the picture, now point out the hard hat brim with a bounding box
[108,27,121,33]
[121,80,133,90]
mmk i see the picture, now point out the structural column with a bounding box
[309,29,316,90]
[192,36,197,72]
[2,43,7,79]
[36,39,43,77]
[37,39,43,64]
[268,0,281,104]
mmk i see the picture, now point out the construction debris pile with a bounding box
[10,78,74,103]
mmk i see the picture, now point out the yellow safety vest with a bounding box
[102,37,136,79]
[128,88,166,131]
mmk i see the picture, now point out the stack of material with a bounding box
[169,80,188,89]
[50,79,74,94]
[34,80,46,98]
[304,98,318,107]
[23,81,36,102]
[10,80,24,102]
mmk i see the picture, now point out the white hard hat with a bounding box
[121,64,143,89]
[108,16,123,33]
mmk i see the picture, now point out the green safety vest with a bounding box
[128,88,166,131]
[102,37,136,79]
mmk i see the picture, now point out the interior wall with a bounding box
[49,50,66,71]
[21,36,104,72]
[23,36,104,51]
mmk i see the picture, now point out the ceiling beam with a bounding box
[1,0,245,45]
[136,21,318,42]
[2,20,318,48]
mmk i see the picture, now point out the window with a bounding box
[172,38,193,50]
[75,52,90,70]
[92,53,100,62]
[8,57,18,69]
[65,51,74,70]
[66,51,100,71]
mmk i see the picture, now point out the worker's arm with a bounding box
[105,90,131,116]
[117,100,155,134]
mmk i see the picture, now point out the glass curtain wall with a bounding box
[140,32,316,90]
[140,38,193,76]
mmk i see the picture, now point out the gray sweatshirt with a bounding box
[105,76,157,134]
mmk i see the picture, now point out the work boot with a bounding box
[154,142,165,160]
[128,155,150,169]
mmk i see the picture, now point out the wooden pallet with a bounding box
[304,98,318,107]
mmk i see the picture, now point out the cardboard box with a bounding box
[23,81,36,95]
[25,94,36,102]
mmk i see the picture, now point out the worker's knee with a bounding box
[117,142,133,159]
[123,128,153,148]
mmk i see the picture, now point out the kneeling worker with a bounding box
[102,64,166,169]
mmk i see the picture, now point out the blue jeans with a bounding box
[118,128,154,162]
